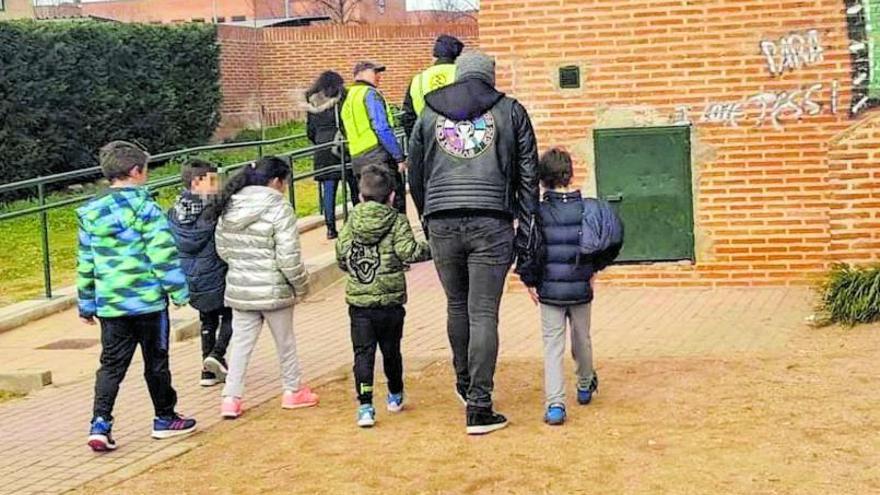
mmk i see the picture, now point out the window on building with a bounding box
[558,66,581,89]
[0,0,5,12]
[192,17,205,23]
[216,16,226,23]
[231,15,247,22]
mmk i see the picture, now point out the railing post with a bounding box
[339,140,349,223]
[37,183,52,299]
[287,157,296,211]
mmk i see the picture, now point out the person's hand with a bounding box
[590,274,596,291]
[527,287,539,306]
[80,316,96,326]
[397,161,408,173]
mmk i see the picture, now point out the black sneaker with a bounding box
[466,406,508,435]
[326,227,338,240]
[204,355,228,382]
[200,370,218,387]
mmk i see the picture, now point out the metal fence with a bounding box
[0,127,407,300]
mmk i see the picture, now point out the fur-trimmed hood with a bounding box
[304,92,342,114]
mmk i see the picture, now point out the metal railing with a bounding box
[0,124,407,300]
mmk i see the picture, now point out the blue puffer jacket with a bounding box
[537,190,595,306]
[167,191,227,313]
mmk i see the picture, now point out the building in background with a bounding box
[0,0,36,20]
[480,0,880,286]
[30,0,476,25]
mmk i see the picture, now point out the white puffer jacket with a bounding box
[215,186,309,311]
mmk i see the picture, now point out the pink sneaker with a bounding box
[282,387,319,409]
[221,396,242,419]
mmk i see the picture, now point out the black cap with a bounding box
[434,35,464,60]
[353,61,386,77]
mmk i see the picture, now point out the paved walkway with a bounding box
[0,231,814,494]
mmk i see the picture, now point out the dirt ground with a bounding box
[79,326,880,495]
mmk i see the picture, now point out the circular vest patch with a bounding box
[435,112,496,159]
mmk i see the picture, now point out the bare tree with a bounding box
[309,0,365,24]
[427,0,478,22]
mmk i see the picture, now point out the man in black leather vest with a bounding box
[408,51,539,435]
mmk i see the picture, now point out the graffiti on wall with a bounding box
[760,29,824,76]
[673,29,843,130]
[844,0,880,115]
[673,81,839,130]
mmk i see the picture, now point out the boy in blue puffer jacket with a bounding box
[168,159,232,388]
[525,148,603,426]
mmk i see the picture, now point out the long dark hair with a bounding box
[212,156,292,216]
[305,70,345,100]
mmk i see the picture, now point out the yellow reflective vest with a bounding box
[341,83,395,158]
[409,64,456,116]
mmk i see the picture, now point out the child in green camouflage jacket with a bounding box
[336,165,431,428]
[78,141,196,452]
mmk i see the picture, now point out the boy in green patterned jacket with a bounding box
[77,141,197,452]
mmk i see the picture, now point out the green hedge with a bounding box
[0,21,221,186]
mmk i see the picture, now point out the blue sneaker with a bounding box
[357,404,376,428]
[577,374,599,405]
[544,404,566,425]
[386,392,405,413]
[151,413,197,439]
[88,417,117,452]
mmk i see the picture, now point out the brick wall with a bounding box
[0,0,34,20]
[217,23,479,135]
[482,0,880,286]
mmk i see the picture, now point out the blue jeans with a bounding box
[321,176,360,228]
[321,180,338,228]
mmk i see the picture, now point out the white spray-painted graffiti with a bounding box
[760,29,824,76]
[673,29,837,130]
[675,82,839,130]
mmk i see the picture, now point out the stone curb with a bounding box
[0,369,53,394]
[0,211,339,336]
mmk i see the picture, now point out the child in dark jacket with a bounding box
[78,141,196,452]
[336,165,431,428]
[168,159,232,387]
[526,148,601,426]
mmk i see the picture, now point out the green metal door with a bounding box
[594,126,694,262]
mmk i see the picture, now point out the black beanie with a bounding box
[433,35,465,60]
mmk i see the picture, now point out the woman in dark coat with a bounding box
[305,71,359,239]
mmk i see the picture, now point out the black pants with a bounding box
[352,151,406,214]
[93,310,177,421]
[349,305,405,405]
[428,216,514,409]
[199,306,233,361]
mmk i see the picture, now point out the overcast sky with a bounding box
[406,0,479,10]
[36,0,479,9]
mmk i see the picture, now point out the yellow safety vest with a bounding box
[409,64,456,115]
[341,83,395,158]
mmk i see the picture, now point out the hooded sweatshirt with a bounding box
[215,186,309,311]
[76,187,189,318]
[167,191,228,313]
[336,201,431,308]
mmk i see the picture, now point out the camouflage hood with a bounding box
[348,201,398,245]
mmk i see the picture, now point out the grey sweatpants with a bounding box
[540,303,594,407]
[222,306,303,398]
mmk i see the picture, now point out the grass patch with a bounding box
[0,121,342,306]
[0,390,25,403]
[816,263,880,327]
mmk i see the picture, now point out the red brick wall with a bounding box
[482,0,880,286]
[217,23,479,134]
